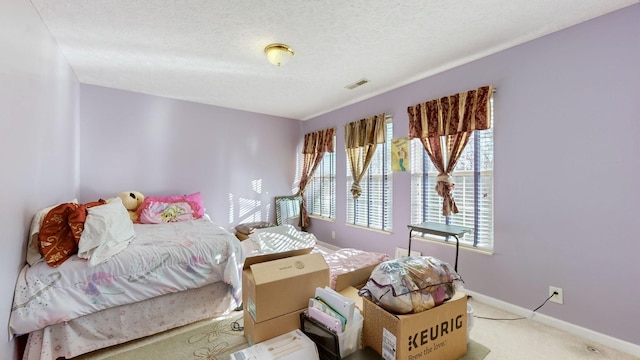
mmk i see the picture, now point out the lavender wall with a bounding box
[0,0,80,358]
[2,1,638,358]
[303,5,640,346]
[79,85,302,230]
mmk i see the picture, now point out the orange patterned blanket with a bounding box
[38,200,106,267]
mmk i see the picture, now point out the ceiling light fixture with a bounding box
[264,43,294,67]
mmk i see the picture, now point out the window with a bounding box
[346,120,393,231]
[410,109,494,250]
[305,144,335,219]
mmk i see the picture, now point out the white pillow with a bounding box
[26,199,78,266]
[78,197,136,267]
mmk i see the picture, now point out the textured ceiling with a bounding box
[31,0,637,120]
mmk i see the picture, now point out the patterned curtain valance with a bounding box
[345,113,387,149]
[407,85,493,139]
[302,127,336,154]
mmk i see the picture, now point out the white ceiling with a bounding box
[31,0,637,120]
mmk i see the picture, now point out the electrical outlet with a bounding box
[549,286,563,304]
[394,247,421,258]
[331,231,336,239]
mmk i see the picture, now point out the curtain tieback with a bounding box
[351,182,362,199]
[435,173,458,216]
[436,173,455,192]
[436,173,453,184]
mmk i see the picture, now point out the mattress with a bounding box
[10,218,243,337]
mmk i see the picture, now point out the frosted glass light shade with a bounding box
[264,43,294,67]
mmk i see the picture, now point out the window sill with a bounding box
[410,235,494,255]
[308,215,335,223]
[345,223,393,235]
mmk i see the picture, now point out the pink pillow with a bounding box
[137,192,205,224]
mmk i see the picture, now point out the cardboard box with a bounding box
[241,246,315,309]
[362,292,467,360]
[242,246,315,270]
[243,253,329,323]
[244,308,306,345]
[334,263,377,292]
[231,329,319,360]
[339,285,365,313]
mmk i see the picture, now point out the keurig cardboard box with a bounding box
[362,291,467,360]
[243,252,330,323]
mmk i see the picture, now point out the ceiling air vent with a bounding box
[345,78,369,90]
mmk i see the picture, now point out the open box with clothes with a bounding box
[358,256,468,359]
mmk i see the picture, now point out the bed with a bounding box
[11,196,244,360]
[12,201,387,360]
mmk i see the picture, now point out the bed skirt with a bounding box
[22,281,238,360]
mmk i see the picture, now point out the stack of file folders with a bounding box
[301,287,362,359]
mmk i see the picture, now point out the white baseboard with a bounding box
[465,289,640,357]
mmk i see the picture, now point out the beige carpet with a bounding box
[73,311,247,360]
[74,310,489,360]
[461,341,491,360]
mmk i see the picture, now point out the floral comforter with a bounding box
[9,218,243,337]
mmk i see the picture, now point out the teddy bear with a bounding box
[118,191,145,222]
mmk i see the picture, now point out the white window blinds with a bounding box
[346,120,393,231]
[305,149,335,219]
[410,110,494,249]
